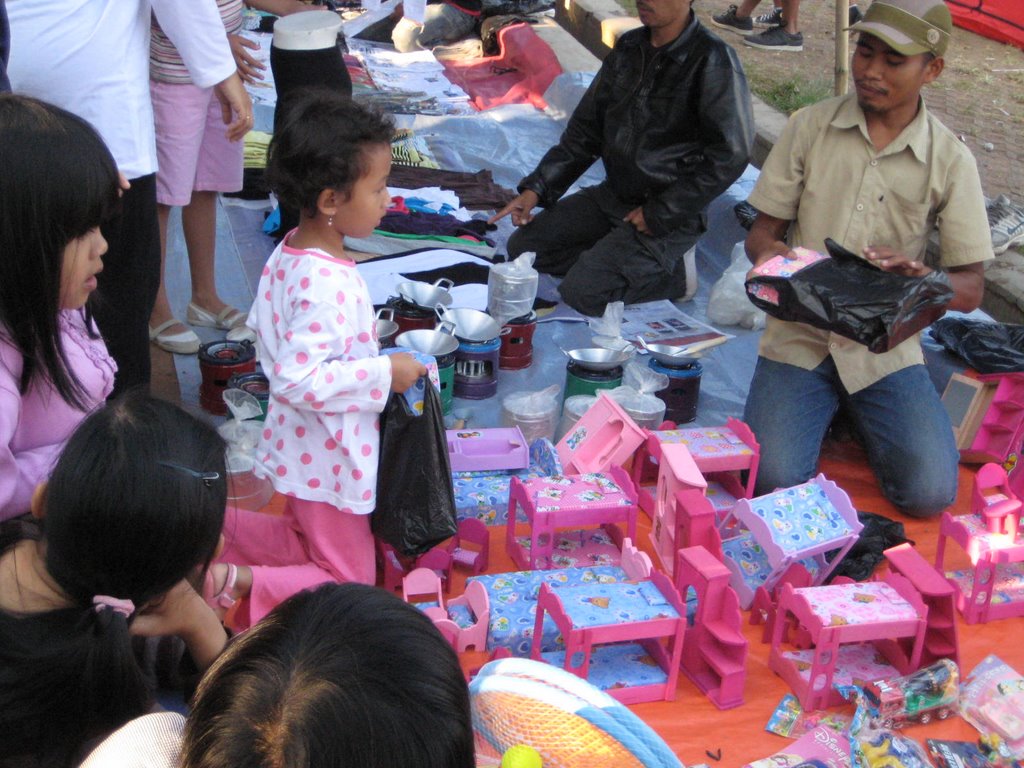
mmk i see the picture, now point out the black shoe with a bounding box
[712,5,754,35]
[753,6,783,27]
[848,4,863,25]
[744,25,803,51]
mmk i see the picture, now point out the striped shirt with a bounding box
[150,0,242,84]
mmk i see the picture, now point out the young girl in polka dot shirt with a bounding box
[204,92,425,629]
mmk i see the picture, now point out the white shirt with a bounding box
[8,0,236,178]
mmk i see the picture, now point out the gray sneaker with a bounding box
[712,5,754,35]
[753,6,783,27]
[744,25,804,51]
[989,196,1024,254]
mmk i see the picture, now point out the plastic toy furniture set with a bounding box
[402,566,490,653]
[935,462,1024,624]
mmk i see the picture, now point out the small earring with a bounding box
[327,215,334,228]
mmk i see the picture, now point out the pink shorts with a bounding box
[150,79,244,206]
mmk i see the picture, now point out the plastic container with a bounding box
[556,394,597,441]
[501,386,560,445]
[225,453,275,511]
[488,254,539,326]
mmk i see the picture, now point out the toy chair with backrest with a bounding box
[402,567,445,611]
[718,473,863,610]
[448,518,490,575]
[379,540,454,593]
[972,462,1022,539]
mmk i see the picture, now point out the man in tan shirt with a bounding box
[742,0,992,517]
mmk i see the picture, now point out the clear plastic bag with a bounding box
[708,242,766,330]
[489,252,539,327]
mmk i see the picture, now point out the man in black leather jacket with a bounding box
[490,0,754,316]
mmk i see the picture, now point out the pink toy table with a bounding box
[506,466,639,570]
[531,570,687,704]
[631,418,760,514]
[768,577,928,711]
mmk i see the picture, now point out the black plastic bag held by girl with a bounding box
[373,382,457,556]
[745,238,954,353]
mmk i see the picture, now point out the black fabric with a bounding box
[929,317,1024,373]
[378,210,494,244]
[387,166,516,210]
[829,511,909,582]
[517,14,754,239]
[373,384,457,556]
[745,238,955,354]
[0,0,9,92]
[95,173,161,396]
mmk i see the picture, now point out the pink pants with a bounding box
[218,498,376,630]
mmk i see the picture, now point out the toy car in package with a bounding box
[745,238,954,353]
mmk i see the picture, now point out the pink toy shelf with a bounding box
[506,466,639,571]
[555,392,647,475]
[531,569,687,704]
[649,442,707,574]
[884,543,960,669]
[403,568,490,653]
[630,418,760,515]
[447,427,529,473]
[941,372,1024,465]
[676,545,748,710]
[718,474,863,610]
[768,575,928,711]
[935,463,1024,624]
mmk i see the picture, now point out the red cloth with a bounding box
[440,23,562,111]
[946,0,1024,49]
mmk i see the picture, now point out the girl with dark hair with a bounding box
[0,393,231,768]
[80,583,476,768]
[0,94,120,521]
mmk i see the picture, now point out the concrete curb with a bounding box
[547,0,1023,324]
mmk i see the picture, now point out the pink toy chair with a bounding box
[403,567,445,610]
[416,547,454,593]
[379,541,453,593]
[448,518,490,575]
[973,463,1022,539]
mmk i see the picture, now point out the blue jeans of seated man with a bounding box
[743,355,959,518]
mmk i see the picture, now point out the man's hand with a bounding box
[214,72,254,142]
[862,246,931,277]
[489,190,540,227]
[229,34,266,85]
[623,206,651,235]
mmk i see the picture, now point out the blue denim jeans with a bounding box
[743,355,959,518]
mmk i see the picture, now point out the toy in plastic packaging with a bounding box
[862,659,960,729]
[926,740,990,768]
[960,655,1024,760]
[489,251,539,328]
[708,241,767,330]
[767,693,853,739]
[744,725,852,768]
[929,317,1024,374]
[745,238,954,353]
[373,382,458,556]
[840,685,934,768]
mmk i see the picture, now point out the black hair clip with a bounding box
[158,461,221,488]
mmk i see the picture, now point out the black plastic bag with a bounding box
[929,317,1024,373]
[373,382,457,556]
[828,511,908,583]
[745,238,955,353]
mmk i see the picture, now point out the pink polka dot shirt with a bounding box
[246,239,392,514]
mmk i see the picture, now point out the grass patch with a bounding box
[748,72,832,114]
